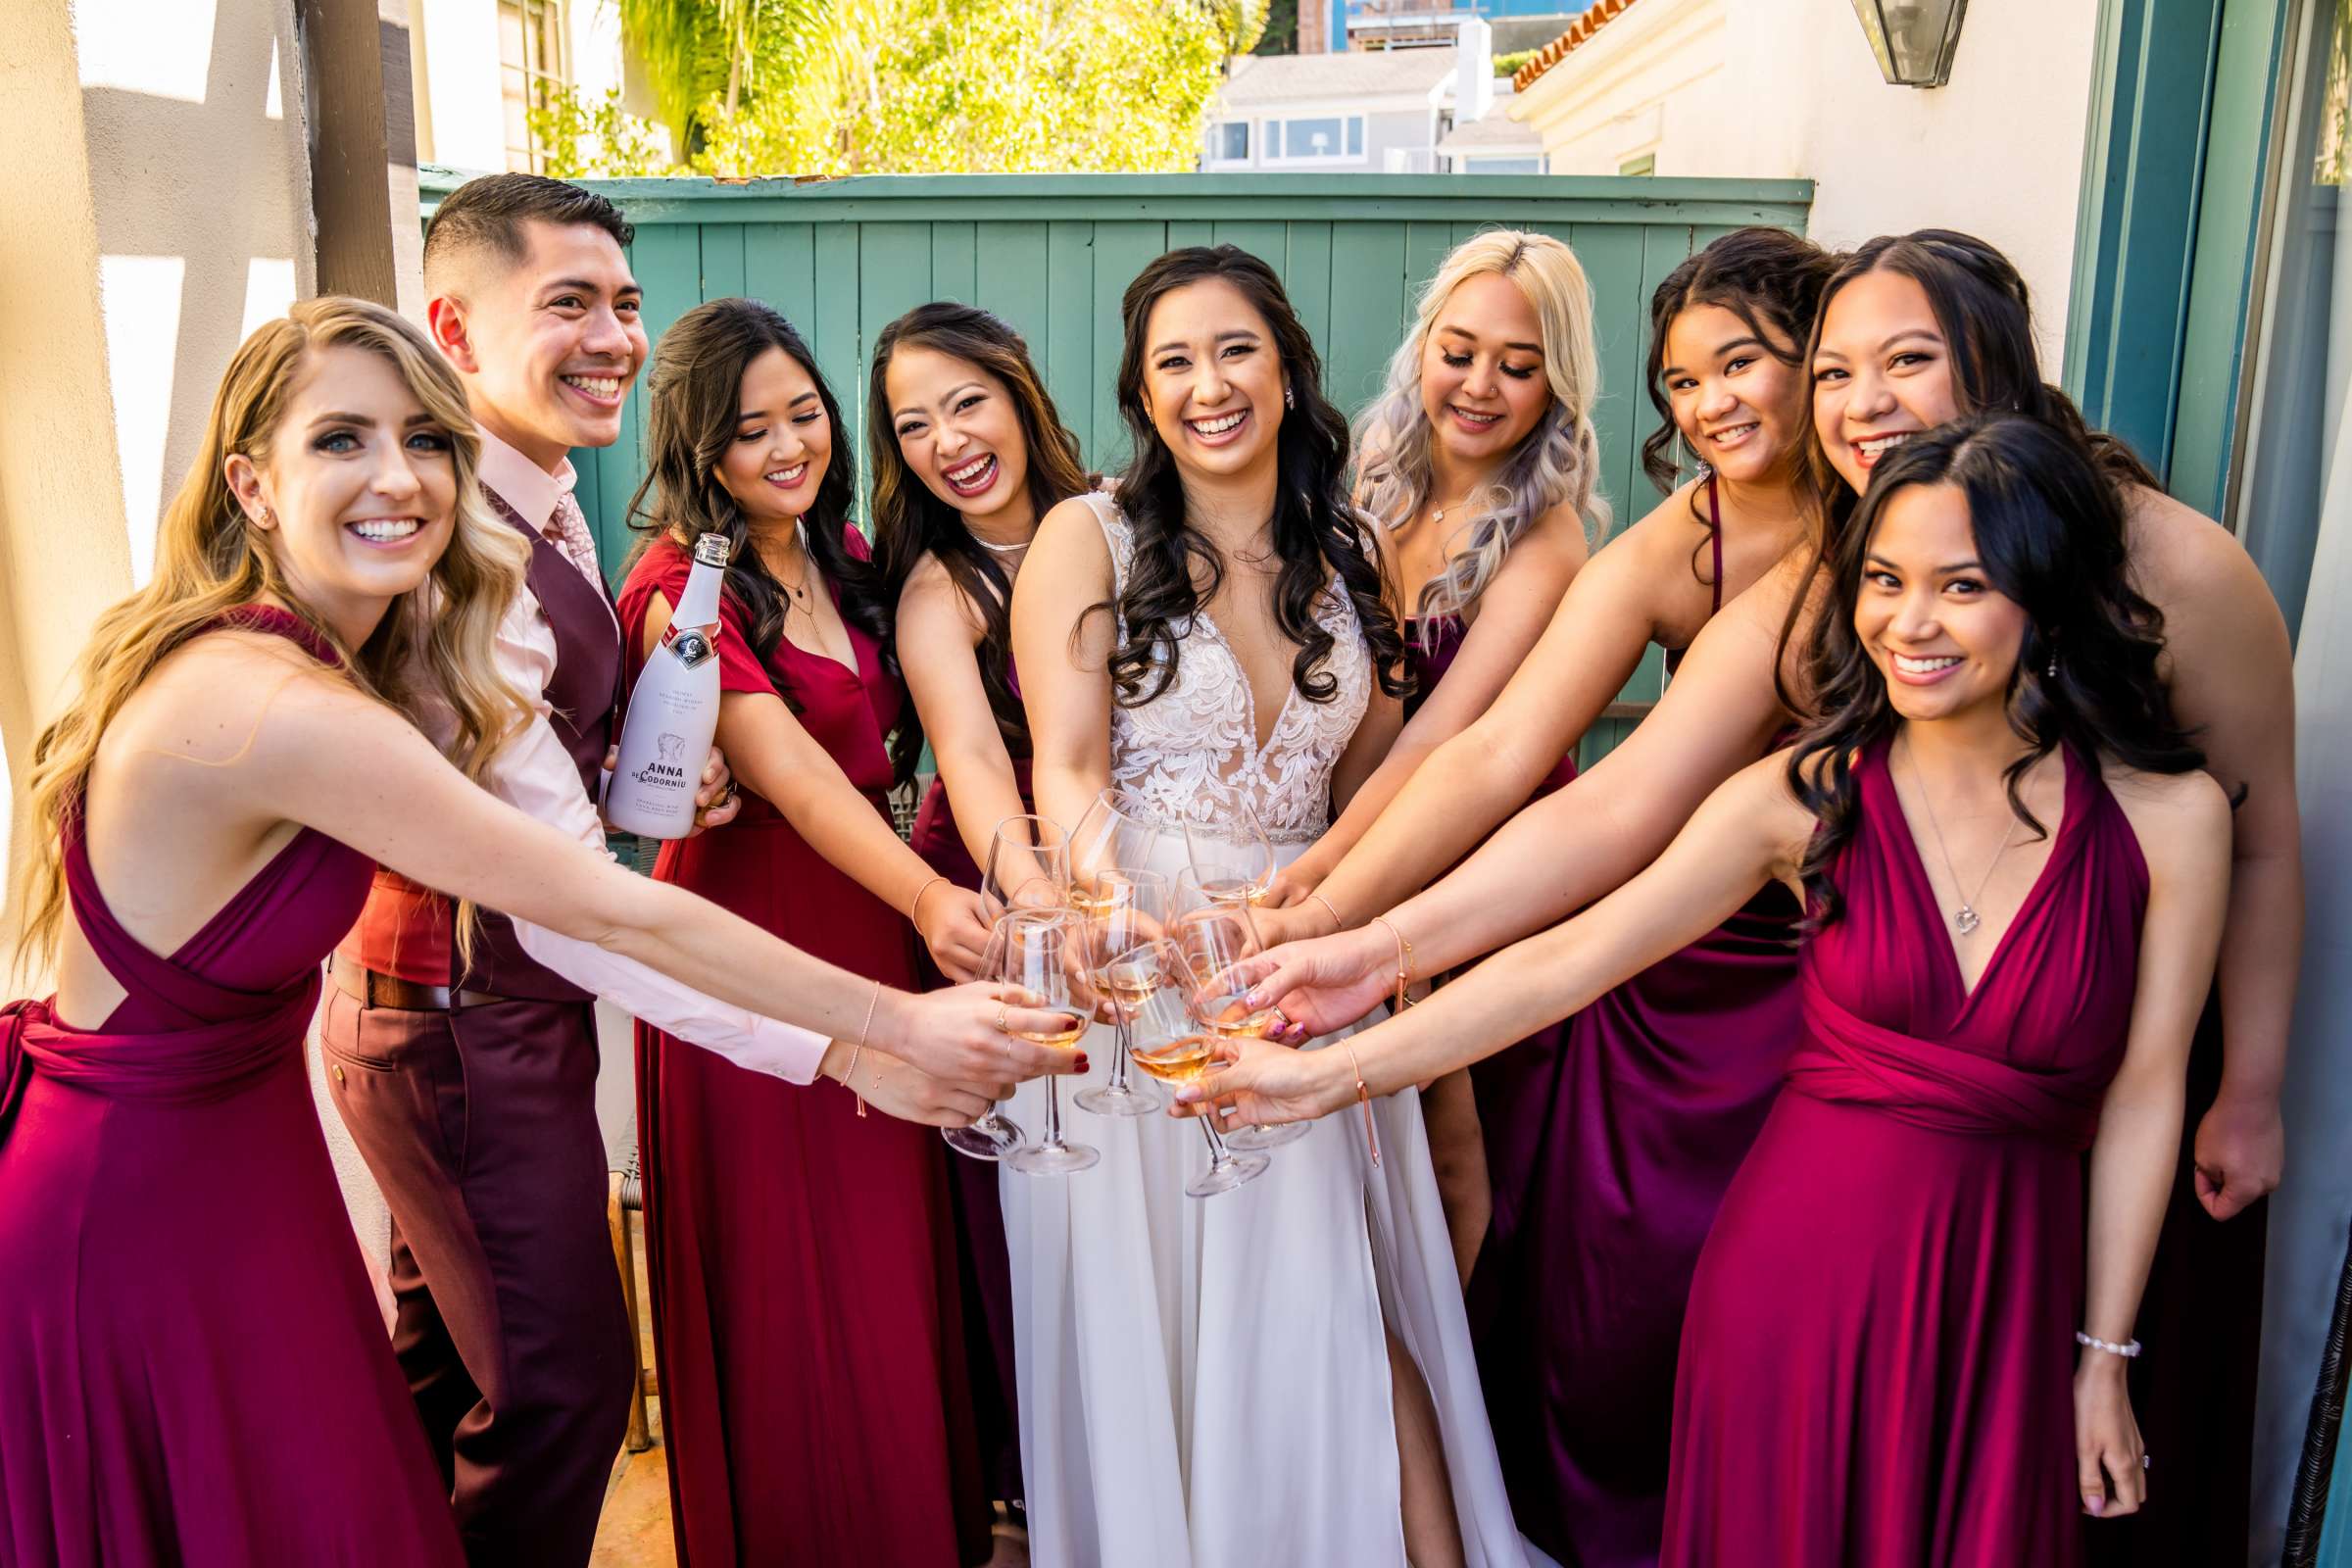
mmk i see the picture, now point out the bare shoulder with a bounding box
[897,550,987,643]
[121,629,362,763]
[1728,744,1820,844]
[1513,494,1595,572]
[2101,757,2232,875]
[2125,485,2266,602]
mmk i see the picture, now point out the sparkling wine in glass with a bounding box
[1172,873,1307,1151]
[1000,911,1099,1177]
[1124,939,1269,1198]
[1072,868,1171,1116]
[943,912,1028,1161]
[1183,803,1276,906]
[981,814,1070,922]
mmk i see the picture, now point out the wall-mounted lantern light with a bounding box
[1848,0,1970,88]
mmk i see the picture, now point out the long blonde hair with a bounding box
[1353,229,1609,626]
[12,296,530,972]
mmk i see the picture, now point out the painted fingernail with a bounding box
[1075,1055,1091,1073]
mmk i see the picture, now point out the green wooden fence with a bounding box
[418,169,1812,759]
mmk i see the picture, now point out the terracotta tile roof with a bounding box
[1512,0,1643,92]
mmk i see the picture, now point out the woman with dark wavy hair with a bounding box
[1200,415,2230,1564]
[869,300,1095,1552]
[615,297,1027,1567]
[1009,245,1527,1565]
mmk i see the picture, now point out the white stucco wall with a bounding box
[413,0,509,171]
[1514,0,2099,366]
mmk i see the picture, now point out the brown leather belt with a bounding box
[328,954,506,1012]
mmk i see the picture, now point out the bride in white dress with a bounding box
[1005,244,1532,1568]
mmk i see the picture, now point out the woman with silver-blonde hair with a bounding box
[1262,228,1604,1284]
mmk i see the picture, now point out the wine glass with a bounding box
[1168,885,1309,1152]
[981,814,1070,922]
[1068,788,1166,888]
[1071,868,1171,1116]
[942,912,1027,1161]
[1183,802,1275,906]
[1001,910,1099,1177]
[1123,938,1270,1199]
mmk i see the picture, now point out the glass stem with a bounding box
[1042,1077,1065,1150]
[1199,1114,1233,1167]
[1108,1010,1135,1092]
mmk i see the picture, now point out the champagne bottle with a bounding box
[605,532,729,840]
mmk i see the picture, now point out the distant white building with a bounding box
[408,0,654,174]
[1205,19,1544,174]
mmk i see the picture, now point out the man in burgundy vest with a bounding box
[320,174,819,1567]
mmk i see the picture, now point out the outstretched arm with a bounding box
[1010,497,1120,852]
[1191,752,1811,1121]
[1278,508,1587,900]
[1242,562,1806,1032]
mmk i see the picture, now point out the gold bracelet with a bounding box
[849,979,882,1118]
[1341,1037,1380,1169]
[1307,891,1344,933]
[908,874,950,933]
[1369,915,1413,1014]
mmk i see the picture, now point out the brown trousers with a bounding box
[322,988,631,1568]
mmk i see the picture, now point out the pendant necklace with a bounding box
[1899,737,2020,937]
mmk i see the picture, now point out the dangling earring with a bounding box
[1678,432,1708,479]
[2046,653,2058,680]
[1284,383,1295,410]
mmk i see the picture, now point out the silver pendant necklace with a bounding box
[1899,736,2020,937]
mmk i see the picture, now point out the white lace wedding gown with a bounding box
[999,493,1533,1568]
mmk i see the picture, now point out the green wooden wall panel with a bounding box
[1286,222,1336,385]
[701,223,746,300]
[1402,221,1450,302]
[1044,221,1097,458]
[930,221,978,304]
[1566,222,1647,539]
[809,225,863,464]
[1091,220,1167,473]
[1166,220,1214,249]
[1210,220,1287,276]
[974,221,1052,349]
[744,222,816,329]
[1326,223,1409,417]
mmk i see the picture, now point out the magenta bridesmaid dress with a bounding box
[1662,739,2148,1568]
[0,607,463,1567]
[1463,491,1807,1568]
[1400,612,1574,1253]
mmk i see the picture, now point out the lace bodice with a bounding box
[1087,493,1370,845]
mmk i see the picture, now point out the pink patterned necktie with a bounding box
[548,487,604,587]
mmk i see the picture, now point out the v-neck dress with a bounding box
[616,531,989,1568]
[1660,740,2150,1567]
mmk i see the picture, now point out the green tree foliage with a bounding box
[527,84,682,177]
[597,0,1231,177]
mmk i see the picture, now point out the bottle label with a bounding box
[672,629,714,669]
[628,731,694,792]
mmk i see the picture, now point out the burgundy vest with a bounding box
[338,484,621,1001]
[460,491,622,1000]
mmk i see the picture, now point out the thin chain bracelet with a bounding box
[2075,1330,2142,1358]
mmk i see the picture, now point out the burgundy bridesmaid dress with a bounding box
[618,532,989,1568]
[1400,612,1574,1253]
[1662,740,2148,1568]
[0,607,463,1567]
[1463,493,1807,1568]
[906,653,1027,1511]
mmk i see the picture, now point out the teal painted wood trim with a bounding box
[418,168,1814,229]
[2063,0,2292,516]
[2168,0,2293,521]
[2062,0,2228,478]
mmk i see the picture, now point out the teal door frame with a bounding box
[2063,0,2296,523]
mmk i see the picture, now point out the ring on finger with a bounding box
[994,1003,1008,1034]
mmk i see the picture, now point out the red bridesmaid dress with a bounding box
[0,607,463,1567]
[1662,740,2149,1567]
[618,530,988,1567]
